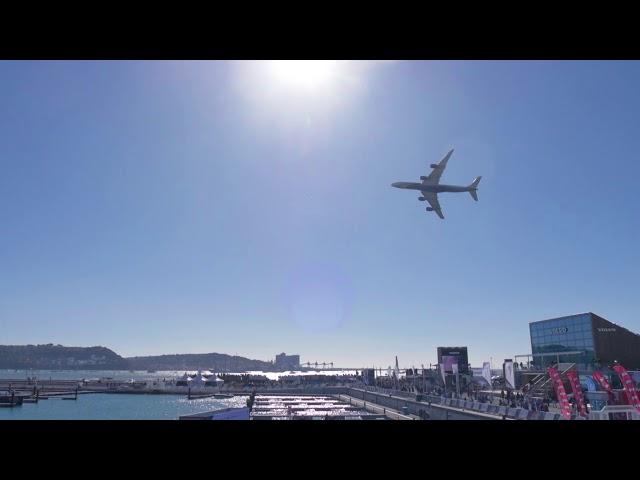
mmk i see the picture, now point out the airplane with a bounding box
[391,149,481,219]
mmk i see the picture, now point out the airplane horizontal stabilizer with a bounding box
[468,176,481,201]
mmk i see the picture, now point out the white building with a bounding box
[275,353,300,371]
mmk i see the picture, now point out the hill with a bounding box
[125,353,274,372]
[0,345,275,372]
[0,344,128,370]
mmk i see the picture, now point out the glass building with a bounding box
[529,312,640,371]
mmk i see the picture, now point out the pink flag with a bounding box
[592,371,612,392]
[566,370,587,417]
[613,365,640,413]
[547,367,572,419]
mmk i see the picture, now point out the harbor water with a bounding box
[0,369,359,382]
[0,393,248,420]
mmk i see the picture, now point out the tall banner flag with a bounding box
[593,370,615,404]
[547,367,572,419]
[482,362,492,387]
[566,370,588,417]
[593,371,613,392]
[613,365,640,413]
[439,363,446,386]
[451,363,460,396]
[504,360,516,390]
[394,356,400,379]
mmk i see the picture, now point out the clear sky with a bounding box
[1,60,639,368]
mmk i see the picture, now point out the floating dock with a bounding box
[250,395,387,420]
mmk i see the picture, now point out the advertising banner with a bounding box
[547,367,572,419]
[442,355,458,373]
[613,365,640,413]
[504,360,515,390]
[482,362,492,387]
[452,363,459,375]
[582,375,597,392]
[592,371,612,392]
[566,370,587,416]
[593,371,615,404]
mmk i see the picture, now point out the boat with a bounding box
[147,370,157,373]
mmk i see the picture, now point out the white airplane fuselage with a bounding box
[391,182,472,194]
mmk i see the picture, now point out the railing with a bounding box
[528,363,575,398]
[348,388,566,420]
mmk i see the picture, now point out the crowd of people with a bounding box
[366,374,569,414]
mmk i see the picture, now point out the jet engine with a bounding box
[420,176,428,181]
[418,197,425,201]
[430,164,439,168]
[426,207,434,211]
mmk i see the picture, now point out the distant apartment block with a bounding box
[275,353,300,371]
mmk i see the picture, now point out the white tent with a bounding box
[190,373,209,388]
[206,376,224,385]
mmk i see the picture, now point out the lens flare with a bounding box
[268,60,339,91]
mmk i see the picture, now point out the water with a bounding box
[0,369,359,382]
[0,393,248,420]
[0,368,355,419]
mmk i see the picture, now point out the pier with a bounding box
[0,377,573,419]
[340,389,507,420]
[0,378,83,405]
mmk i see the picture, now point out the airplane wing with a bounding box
[421,191,444,219]
[422,149,453,186]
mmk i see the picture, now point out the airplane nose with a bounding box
[391,182,400,188]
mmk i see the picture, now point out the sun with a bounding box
[267,60,340,91]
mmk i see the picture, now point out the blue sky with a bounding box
[1,60,639,368]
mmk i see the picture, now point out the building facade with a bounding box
[274,353,300,371]
[436,347,469,374]
[529,312,640,371]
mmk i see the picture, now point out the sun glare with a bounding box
[268,60,340,91]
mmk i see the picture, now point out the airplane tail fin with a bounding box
[468,176,481,201]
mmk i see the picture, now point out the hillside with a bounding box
[0,345,275,372]
[125,353,275,372]
[0,344,129,370]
